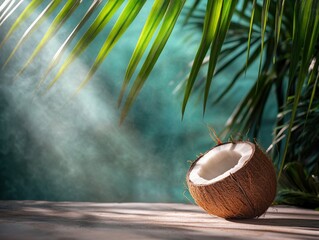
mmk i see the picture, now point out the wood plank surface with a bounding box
[0,201,318,239]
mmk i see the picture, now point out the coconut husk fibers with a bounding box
[186,141,277,219]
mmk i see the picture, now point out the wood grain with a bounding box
[0,201,318,239]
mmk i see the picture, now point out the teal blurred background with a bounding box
[0,1,275,202]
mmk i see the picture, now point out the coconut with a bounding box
[186,141,277,219]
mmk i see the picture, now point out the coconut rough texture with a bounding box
[186,142,277,219]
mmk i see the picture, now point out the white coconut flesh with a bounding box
[189,142,253,185]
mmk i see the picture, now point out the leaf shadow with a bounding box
[229,218,319,230]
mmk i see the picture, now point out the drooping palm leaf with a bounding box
[120,0,185,122]
[0,0,16,24]
[0,0,24,26]
[273,0,285,62]
[279,0,319,178]
[182,0,224,116]
[258,0,270,77]
[0,0,44,48]
[183,0,202,26]
[4,0,63,67]
[17,0,82,76]
[214,39,262,104]
[73,0,148,94]
[118,0,170,107]
[215,38,258,79]
[37,0,102,88]
[276,162,319,208]
[307,61,319,120]
[274,77,319,170]
[203,0,237,113]
[276,189,319,208]
[222,70,274,140]
[0,0,12,14]
[246,0,256,71]
[45,0,125,90]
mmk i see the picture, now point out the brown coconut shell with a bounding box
[186,141,277,219]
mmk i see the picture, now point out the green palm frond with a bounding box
[45,0,125,90]
[280,0,319,178]
[258,0,271,78]
[246,0,256,71]
[182,0,224,117]
[273,0,285,62]
[119,0,185,123]
[38,0,102,88]
[203,0,237,113]
[276,162,319,208]
[18,0,82,76]
[181,0,239,117]
[3,0,63,67]
[0,0,45,48]
[274,79,319,170]
[73,0,148,94]
[0,0,24,26]
[118,0,170,107]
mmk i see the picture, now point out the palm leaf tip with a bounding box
[120,0,185,122]
[182,0,224,116]
[17,0,82,76]
[45,0,125,89]
[203,0,238,114]
[73,0,147,96]
[118,0,170,107]
[182,0,237,116]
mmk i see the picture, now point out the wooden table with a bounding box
[0,201,318,239]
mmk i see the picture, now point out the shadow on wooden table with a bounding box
[1,201,318,240]
[230,218,319,229]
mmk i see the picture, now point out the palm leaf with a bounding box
[120,0,185,122]
[273,0,286,63]
[0,0,15,23]
[183,0,202,25]
[37,0,102,88]
[219,36,250,60]
[3,0,63,67]
[0,0,44,49]
[17,0,82,76]
[118,0,170,107]
[216,38,256,77]
[276,189,319,208]
[307,70,319,120]
[258,0,270,77]
[223,73,273,138]
[279,0,319,178]
[246,0,256,71]
[73,0,148,94]
[214,40,261,104]
[203,0,238,113]
[46,0,125,90]
[277,162,319,208]
[0,0,24,26]
[0,0,12,14]
[221,36,275,138]
[284,162,310,192]
[182,0,223,117]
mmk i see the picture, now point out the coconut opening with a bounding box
[189,142,253,185]
[198,150,242,180]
